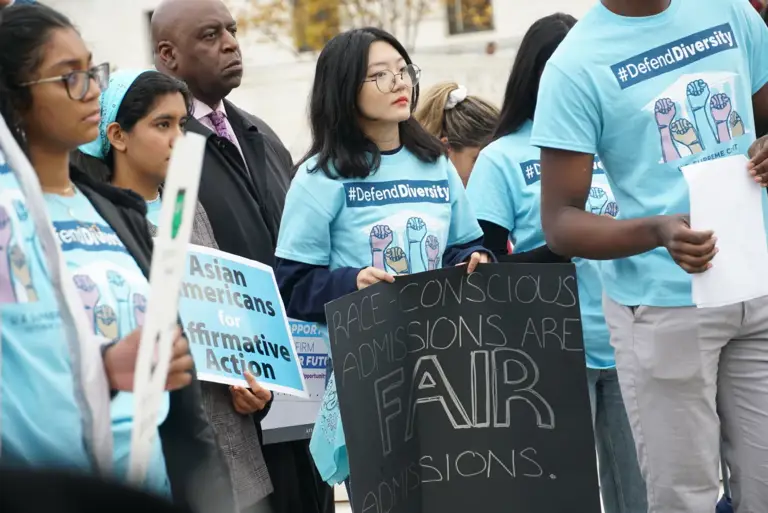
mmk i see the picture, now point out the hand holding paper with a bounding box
[748,134,768,185]
[682,154,768,308]
[655,215,717,273]
[230,372,273,415]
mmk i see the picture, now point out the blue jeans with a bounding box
[587,367,648,513]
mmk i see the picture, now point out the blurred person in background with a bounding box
[415,82,499,186]
[0,5,233,511]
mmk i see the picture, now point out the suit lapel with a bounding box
[225,102,268,202]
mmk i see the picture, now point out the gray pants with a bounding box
[603,295,768,513]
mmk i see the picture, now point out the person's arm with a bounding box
[531,63,715,271]
[539,148,664,259]
[276,258,360,323]
[741,1,768,170]
[478,220,569,263]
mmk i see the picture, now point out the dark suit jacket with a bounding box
[184,101,292,268]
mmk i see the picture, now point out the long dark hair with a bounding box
[299,27,444,179]
[0,4,74,149]
[72,71,192,182]
[493,13,577,140]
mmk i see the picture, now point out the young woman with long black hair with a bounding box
[0,5,233,509]
[274,26,490,490]
[465,13,647,513]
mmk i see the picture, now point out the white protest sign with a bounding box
[682,154,768,308]
[128,132,205,484]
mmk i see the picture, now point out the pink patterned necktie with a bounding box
[207,110,236,144]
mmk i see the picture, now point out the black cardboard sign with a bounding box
[325,263,601,513]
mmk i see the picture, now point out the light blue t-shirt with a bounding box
[45,189,171,497]
[530,0,768,307]
[466,121,618,369]
[0,154,91,470]
[278,148,483,484]
[146,197,162,228]
[276,148,483,274]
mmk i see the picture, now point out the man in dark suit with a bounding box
[151,2,334,513]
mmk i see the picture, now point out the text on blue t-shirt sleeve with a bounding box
[446,160,484,247]
[465,151,517,232]
[275,180,339,266]
[530,63,601,155]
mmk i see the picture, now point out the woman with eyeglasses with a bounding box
[274,27,491,492]
[0,5,234,510]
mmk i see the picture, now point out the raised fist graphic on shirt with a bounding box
[369,225,393,270]
[133,293,147,329]
[0,206,16,303]
[425,235,440,271]
[10,244,37,302]
[95,304,118,340]
[108,270,132,337]
[385,246,409,275]
[603,202,619,218]
[587,187,609,215]
[74,274,101,332]
[671,118,704,155]
[729,111,745,138]
[710,93,732,143]
[686,80,711,111]
[654,98,681,163]
[406,217,427,273]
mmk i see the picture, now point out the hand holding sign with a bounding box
[230,372,273,414]
[104,327,193,391]
[356,266,395,290]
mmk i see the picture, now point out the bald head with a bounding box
[151,0,243,106]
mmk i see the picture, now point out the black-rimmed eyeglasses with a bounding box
[363,64,421,93]
[20,62,110,101]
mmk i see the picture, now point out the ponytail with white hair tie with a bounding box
[444,85,468,110]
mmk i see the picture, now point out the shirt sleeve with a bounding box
[275,178,339,266]
[445,159,484,247]
[465,150,516,232]
[530,62,601,155]
[738,0,768,93]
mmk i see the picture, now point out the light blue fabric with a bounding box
[309,372,349,485]
[466,121,618,368]
[44,189,170,497]
[79,69,147,160]
[278,148,483,483]
[146,197,162,228]
[0,154,91,470]
[276,148,483,273]
[530,0,768,307]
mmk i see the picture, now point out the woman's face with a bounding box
[116,92,187,184]
[22,28,102,151]
[448,146,482,187]
[357,41,414,124]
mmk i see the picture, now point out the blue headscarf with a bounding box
[79,69,150,160]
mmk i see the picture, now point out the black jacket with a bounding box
[185,101,292,268]
[70,167,236,513]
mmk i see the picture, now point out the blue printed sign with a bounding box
[262,320,330,444]
[178,245,307,398]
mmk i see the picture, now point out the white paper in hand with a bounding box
[128,132,206,484]
[681,154,768,308]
